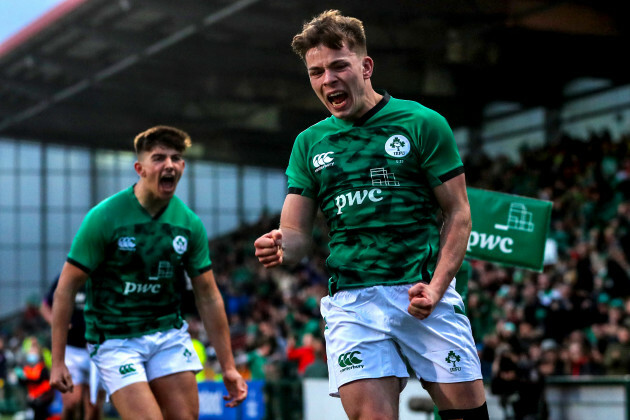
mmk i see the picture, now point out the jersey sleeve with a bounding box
[417,110,464,188]
[67,207,108,273]
[286,132,318,198]
[184,216,212,277]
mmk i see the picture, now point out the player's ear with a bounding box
[362,56,374,79]
[134,161,144,177]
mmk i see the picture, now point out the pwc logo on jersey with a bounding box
[123,282,161,295]
[118,237,136,251]
[335,189,383,215]
[313,152,335,173]
[385,135,410,158]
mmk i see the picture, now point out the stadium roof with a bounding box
[0,0,628,168]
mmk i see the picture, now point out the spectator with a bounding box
[491,345,544,420]
[521,281,545,329]
[467,290,494,343]
[245,336,277,380]
[14,337,54,420]
[592,292,611,325]
[303,337,328,378]
[602,298,626,339]
[538,339,563,377]
[564,340,604,376]
[286,333,317,376]
[603,324,630,375]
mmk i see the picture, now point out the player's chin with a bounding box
[156,188,175,199]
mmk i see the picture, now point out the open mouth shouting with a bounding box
[327,91,348,110]
[159,172,177,193]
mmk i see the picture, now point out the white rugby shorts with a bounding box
[87,322,202,395]
[65,344,92,385]
[320,281,482,397]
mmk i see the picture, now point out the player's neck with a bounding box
[349,88,382,122]
[133,182,170,217]
[365,87,382,110]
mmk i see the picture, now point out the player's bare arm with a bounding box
[50,261,88,393]
[255,194,317,267]
[191,270,247,407]
[408,173,471,319]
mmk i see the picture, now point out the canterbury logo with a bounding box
[313,152,334,169]
[338,351,363,368]
[119,364,136,375]
[117,237,136,251]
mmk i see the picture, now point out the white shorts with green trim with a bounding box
[87,322,202,395]
[320,280,482,397]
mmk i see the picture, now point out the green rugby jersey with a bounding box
[67,186,212,343]
[286,93,464,294]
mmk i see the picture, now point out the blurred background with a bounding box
[1,0,630,419]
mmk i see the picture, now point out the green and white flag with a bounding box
[466,188,552,271]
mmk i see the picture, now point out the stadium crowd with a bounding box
[1,130,630,418]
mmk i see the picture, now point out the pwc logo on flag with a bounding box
[466,188,552,271]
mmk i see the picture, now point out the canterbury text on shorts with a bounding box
[87,322,202,395]
[320,280,482,397]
